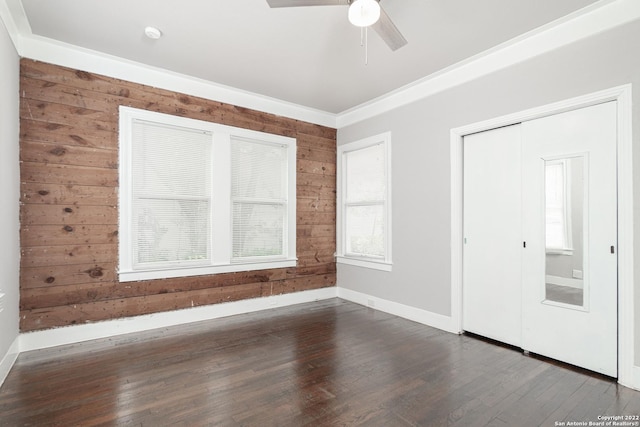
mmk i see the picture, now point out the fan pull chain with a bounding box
[359,26,369,65]
[365,26,369,65]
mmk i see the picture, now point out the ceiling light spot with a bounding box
[144,26,162,40]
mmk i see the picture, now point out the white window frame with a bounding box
[337,132,392,271]
[118,106,297,282]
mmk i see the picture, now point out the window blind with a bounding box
[231,138,287,259]
[132,120,212,267]
[344,143,385,257]
[545,161,569,249]
[119,106,297,281]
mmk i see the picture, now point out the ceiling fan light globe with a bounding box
[348,0,380,27]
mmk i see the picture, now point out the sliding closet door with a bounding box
[521,102,617,377]
[463,124,522,347]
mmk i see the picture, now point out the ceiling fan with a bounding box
[266,0,407,51]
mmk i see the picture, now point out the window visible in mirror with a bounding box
[545,159,573,254]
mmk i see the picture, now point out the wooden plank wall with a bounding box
[19,59,336,332]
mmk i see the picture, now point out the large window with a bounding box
[119,107,296,282]
[337,132,392,271]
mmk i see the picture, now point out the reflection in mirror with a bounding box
[544,156,585,307]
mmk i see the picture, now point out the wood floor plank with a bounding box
[0,299,638,426]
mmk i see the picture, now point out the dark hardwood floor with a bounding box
[1,299,638,426]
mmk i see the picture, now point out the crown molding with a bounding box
[0,0,20,49]
[336,0,639,127]
[20,35,338,128]
[4,0,639,130]
[1,0,337,128]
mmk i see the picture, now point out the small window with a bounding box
[337,132,392,271]
[119,107,296,282]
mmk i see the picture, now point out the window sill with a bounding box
[545,248,574,256]
[336,255,392,272]
[119,258,297,282]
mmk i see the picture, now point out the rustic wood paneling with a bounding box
[21,162,118,187]
[297,197,336,212]
[21,204,117,226]
[20,268,293,309]
[21,263,119,289]
[19,59,337,331]
[21,244,118,268]
[21,140,118,169]
[21,224,119,247]
[21,182,117,205]
[20,119,116,149]
[297,224,336,238]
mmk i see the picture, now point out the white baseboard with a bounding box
[337,287,458,334]
[18,286,457,353]
[626,365,640,392]
[0,336,20,388]
[10,286,639,392]
[19,287,338,353]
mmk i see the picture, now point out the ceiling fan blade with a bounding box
[371,6,407,51]
[266,0,347,7]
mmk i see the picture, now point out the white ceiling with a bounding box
[14,0,601,114]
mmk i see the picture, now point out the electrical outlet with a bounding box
[0,292,5,314]
[572,269,583,279]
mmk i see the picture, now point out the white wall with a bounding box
[0,14,20,384]
[337,19,640,366]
